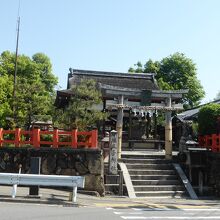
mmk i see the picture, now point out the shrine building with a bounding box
[55,68,188,159]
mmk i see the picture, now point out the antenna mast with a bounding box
[13,16,20,99]
[13,0,21,125]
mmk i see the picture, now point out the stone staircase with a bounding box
[121,154,187,198]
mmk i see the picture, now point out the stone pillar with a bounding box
[116,95,124,159]
[165,97,172,159]
[109,130,118,175]
[29,157,41,197]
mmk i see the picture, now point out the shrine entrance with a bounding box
[99,84,188,159]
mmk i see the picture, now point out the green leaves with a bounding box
[56,79,107,131]
[129,52,205,108]
[0,50,58,129]
[198,103,220,135]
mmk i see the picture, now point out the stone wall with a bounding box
[209,153,220,196]
[0,148,105,196]
[180,151,220,197]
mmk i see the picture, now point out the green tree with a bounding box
[15,78,52,128]
[129,53,205,108]
[198,103,220,135]
[0,50,58,128]
[0,75,13,128]
[56,79,107,131]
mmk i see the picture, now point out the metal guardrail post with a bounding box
[12,164,22,198]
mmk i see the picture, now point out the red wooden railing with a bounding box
[0,128,98,149]
[198,134,220,152]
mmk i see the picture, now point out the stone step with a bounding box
[122,158,172,164]
[132,179,180,185]
[128,169,176,175]
[105,184,126,194]
[121,154,166,159]
[130,174,178,180]
[133,185,184,192]
[105,174,120,184]
[135,191,186,197]
[126,163,173,170]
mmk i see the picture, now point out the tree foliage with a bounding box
[56,79,107,131]
[198,103,220,135]
[129,53,205,108]
[0,50,58,129]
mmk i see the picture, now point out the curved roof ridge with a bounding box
[69,68,155,79]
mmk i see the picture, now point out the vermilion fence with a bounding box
[0,128,98,149]
[198,134,220,152]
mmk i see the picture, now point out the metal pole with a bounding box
[116,95,124,159]
[11,164,22,198]
[72,186,77,203]
[165,97,172,159]
[13,16,20,125]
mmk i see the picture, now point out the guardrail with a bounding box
[198,134,220,152]
[0,173,85,203]
[0,128,98,149]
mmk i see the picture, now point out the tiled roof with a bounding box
[176,99,220,121]
[67,68,159,90]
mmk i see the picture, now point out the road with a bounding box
[1,202,220,220]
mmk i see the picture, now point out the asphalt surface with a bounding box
[0,186,220,220]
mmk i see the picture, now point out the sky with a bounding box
[1,0,220,103]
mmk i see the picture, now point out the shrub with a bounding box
[198,103,220,135]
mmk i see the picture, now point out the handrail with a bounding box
[0,128,98,149]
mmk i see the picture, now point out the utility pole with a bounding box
[13,1,21,125]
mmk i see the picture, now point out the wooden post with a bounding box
[116,95,124,159]
[15,127,21,147]
[128,109,132,149]
[71,129,77,148]
[91,130,98,148]
[33,128,40,148]
[146,112,150,138]
[165,97,172,159]
[109,130,118,175]
[53,128,59,148]
[153,110,157,139]
[102,99,106,137]
[0,128,3,147]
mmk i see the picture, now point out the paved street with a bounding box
[106,207,220,219]
[0,186,220,220]
[1,202,220,220]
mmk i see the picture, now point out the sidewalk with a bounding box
[0,186,219,209]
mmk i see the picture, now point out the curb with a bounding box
[0,196,83,206]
